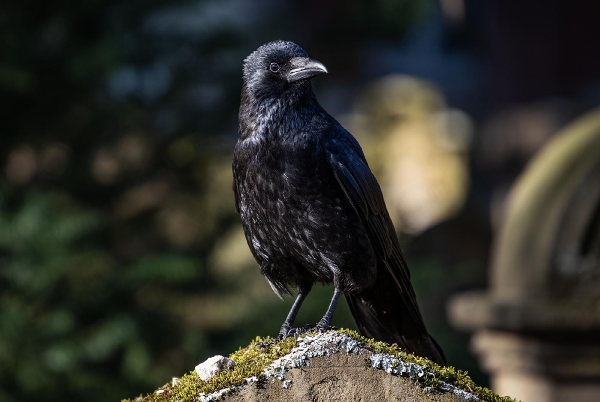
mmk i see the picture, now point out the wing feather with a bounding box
[325,136,426,332]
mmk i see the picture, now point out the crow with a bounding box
[232,40,445,365]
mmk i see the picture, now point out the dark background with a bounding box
[2,0,600,400]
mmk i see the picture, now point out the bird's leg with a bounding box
[316,287,341,331]
[278,286,310,339]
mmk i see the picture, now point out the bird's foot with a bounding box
[290,324,316,337]
[316,320,329,334]
[277,324,315,340]
[277,323,292,340]
[315,318,333,333]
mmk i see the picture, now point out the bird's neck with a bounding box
[238,85,322,142]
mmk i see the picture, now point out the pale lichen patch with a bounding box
[122,329,517,402]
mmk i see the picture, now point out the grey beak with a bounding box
[287,57,328,83]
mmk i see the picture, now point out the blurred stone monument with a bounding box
[449,109,600,402]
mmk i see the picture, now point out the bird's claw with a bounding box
[316,319,331,333]
[277,324,315,339]
[277,324,292,341]
[293,324,316,337]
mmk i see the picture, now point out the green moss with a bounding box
[122,330,518,402]
[121,335,298,402]
[336,328,518,402]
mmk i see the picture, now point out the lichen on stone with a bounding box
[336,329,516,402]
[370,353,425,377]
[264,330,362,379]
[122,329,517,402]
[198,386,236,402]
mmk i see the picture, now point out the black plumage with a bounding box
[232,40,445,365]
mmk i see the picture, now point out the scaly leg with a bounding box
[278,285,311,339]
[316,287,341,331]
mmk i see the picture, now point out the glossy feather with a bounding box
[233,40,445,365]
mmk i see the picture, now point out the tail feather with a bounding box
[345,265,446,366]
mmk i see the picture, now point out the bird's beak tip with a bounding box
[287,58,328,82]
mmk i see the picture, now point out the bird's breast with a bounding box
[233,130,375,292]
[236,139,336,246]
[236,139,327,218]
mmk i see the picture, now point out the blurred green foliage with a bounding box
[0,0,434,401]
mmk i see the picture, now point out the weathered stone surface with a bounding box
[221,350,471,402]
[124,331,508,402]
[193,332,480,402]
[195,355,235,381]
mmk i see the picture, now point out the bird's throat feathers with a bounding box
[238,82,319,142]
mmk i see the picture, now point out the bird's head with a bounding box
[242,40,328,100]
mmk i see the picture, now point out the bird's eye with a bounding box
[269,62,280,72]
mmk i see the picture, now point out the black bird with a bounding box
[232,40,445,365]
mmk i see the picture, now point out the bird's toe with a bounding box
[277,325,291,340]
[316,318,331,332]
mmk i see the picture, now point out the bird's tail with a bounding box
[345,264,446,366]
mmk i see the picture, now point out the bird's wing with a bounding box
[232,176,240,214]
[325,134,427,332]
[232,147,243,215]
